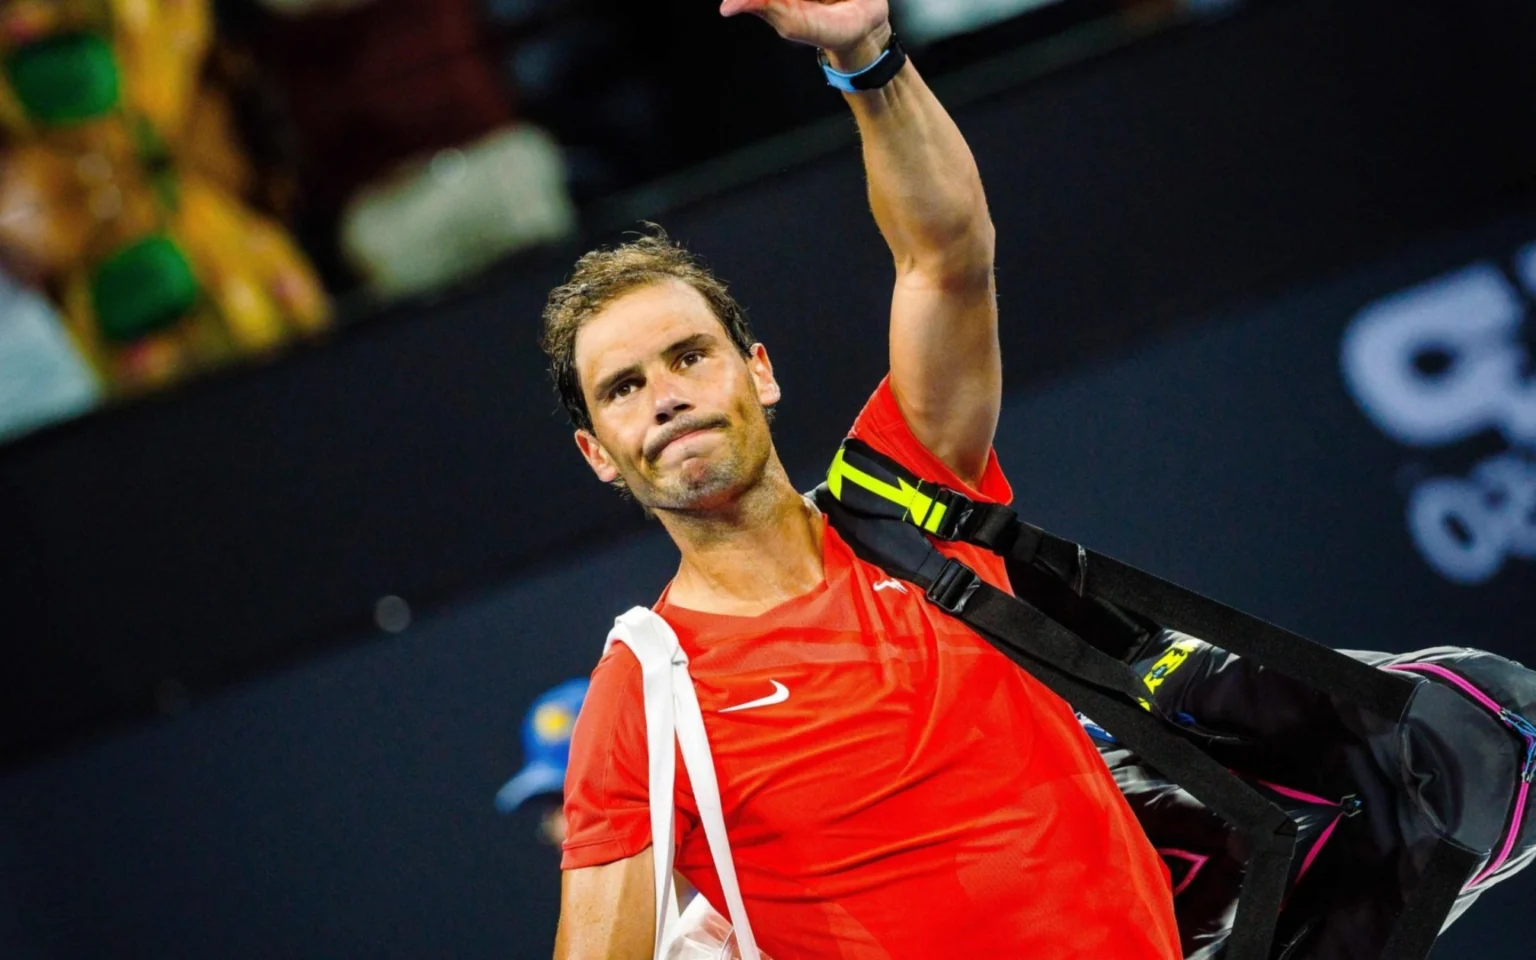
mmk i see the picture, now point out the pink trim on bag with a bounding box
[1385,661,1535,888]
[1389,662,1506,714]
[1252,779,1348,887]
[1297,814,1344,884]
[1253,779,1341,808]
[1157,848,1210,897]
[1482,783,1536,887]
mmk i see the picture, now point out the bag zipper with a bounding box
[1385,661,1536,888]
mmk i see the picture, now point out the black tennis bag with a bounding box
[814,438,1536,960]
[1087,639,1536,959]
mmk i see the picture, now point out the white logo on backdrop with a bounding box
[1341,242,1536,585]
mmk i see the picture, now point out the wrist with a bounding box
[824,21,894,74]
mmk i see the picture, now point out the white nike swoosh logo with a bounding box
[720,680,790,714]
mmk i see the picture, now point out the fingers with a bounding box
[718,0,765,17]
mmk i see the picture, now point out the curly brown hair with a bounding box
[540,228,758,432]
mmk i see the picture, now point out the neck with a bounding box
[658,457,825,617]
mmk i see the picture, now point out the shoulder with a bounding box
[564,640,651,809]
[850,375,1013,506]
[572,641,645,746]
[561,640,653,868]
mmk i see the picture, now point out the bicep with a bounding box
[887,262,1002,485]
[554,848,656,960]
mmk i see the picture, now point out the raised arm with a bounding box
[724,0,1000,484]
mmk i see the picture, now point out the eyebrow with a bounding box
[592,332,718,401]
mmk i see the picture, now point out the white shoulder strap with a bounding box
[607,607,761,960]
[605,609,683,955]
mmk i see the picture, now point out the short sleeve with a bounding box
[849,375,1013,506]
[560,644,654,870]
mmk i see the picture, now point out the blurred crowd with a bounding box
[0,0,582,443]
[0,0,1218,443]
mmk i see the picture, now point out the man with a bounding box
[542,1,1180,956]
[495,678,590,847]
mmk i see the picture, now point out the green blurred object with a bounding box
[92,237,201,343]
[6,32,121,125]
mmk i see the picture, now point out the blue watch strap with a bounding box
[819,35,907,93]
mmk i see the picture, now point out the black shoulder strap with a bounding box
[816,437,1436,959]
[1381,840,1482,960]
[814,485,1296,958]
[826,438,1414,720]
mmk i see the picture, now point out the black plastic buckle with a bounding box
[924,485,976,541]
[926,558,982,614]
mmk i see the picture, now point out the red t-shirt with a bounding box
[563,379,1180,959]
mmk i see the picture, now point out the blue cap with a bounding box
[495,678,589,813]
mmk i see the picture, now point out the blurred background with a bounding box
[1,0,1534,956]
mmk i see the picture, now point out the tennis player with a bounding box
[542,1,1180,956]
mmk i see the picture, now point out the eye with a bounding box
[609,379,639,401]
[679,350,705,367]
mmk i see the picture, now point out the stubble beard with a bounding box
[641,435,765,514]
[631,407,774,516]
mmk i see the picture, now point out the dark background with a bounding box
[2,0,1535,955]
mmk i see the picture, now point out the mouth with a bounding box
[646,417,729,462]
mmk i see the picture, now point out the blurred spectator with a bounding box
[495,674,705,913]
[237,0,575,297]
[339,125,572,298]
[241,0,517,220]
[495,678,588,847]
[0,0,331,400]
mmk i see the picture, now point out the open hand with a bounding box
[720,0,890,57]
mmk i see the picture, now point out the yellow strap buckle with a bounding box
[827,445,950,535]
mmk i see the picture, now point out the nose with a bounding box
[651,370,694,425]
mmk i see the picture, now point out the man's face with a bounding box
[573,279,781,513]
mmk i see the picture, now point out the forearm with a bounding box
[722,0,1002,475]
[553,853,656,960]
[830,29,995,281]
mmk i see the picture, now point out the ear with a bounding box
[747,343,782,408]
[574,429,620,484]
